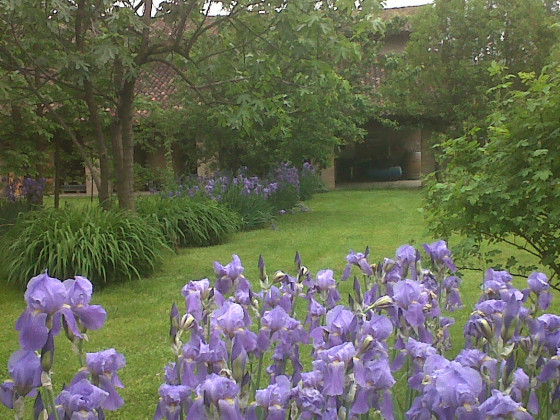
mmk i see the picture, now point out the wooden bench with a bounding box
[61,184,86,194]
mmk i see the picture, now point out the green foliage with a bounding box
[0,206,169,289]
[219,187,275,231]
[168,0,380,175]
[268,185,300,213]
[299,171,326,201]
[424,63,560,287]
[0,0,383,210]
[381,0,559,135]
[136,196,241,248]
[0,199,36,235]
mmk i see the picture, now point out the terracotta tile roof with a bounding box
[134,6,427,111]
[135,61,179,108]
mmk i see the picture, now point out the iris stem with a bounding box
[13,396,25,420]
[41,383,60,420]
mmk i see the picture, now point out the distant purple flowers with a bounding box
[1,273,124,420]
[162,162,317,217]
[1,176,45,202]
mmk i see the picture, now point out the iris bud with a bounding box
[273,271,286,283]
[41,332,55,372]
[180,314,195,330]
[370,295,394,310]
[519,338,532,354]
[477,318,494,340]
[358,335,374,355]
[501,317,518,342]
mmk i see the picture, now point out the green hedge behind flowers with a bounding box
[0,205,169,289]
[136,196,241,248]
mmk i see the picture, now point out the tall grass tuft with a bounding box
[0,205,169,289]
[0,198,36,235]
[219,186,275,230]
[136,196,241,248]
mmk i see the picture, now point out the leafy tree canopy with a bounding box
[424,63,560,288]
[0,0,384,209]
[380,0,559,135]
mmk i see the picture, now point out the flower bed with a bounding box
[2,241,559,419]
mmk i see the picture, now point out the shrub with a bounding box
[136,196,241,248]
[425,65,560,288]
[299,162,326,201]
[0,205,169,288]
[266,162,300,211]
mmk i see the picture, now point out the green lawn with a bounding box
[0,189,557,418]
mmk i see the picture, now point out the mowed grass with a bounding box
[0,189,557,419]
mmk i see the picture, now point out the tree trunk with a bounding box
[114,80,136,212]
[54,136,60,209]
[84,83,112,211]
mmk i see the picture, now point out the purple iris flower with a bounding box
[392,279,427,327]
[423,240,457,272]
[63,276,107,331]
[261,285,292,313]
[312,305,356,348]
[526,272,552,310]
[164,362,179,385]
[234,276,253,306]
[316,342,355,396]
[84,348,126,410]
[255,375,292,420]
[342,249,373,281]
[315,269,340,308]
[465,299,509,342]
[213,255,244,294]
[212,301,247,336]
[382,258,403,287]
[182,278,213,322]
[212,301,256,353]
[434,362,483,408]
[362,314,393,342]
[443,275,463,311]
[510,368,530,402]
[56,378,109,420]
[478,389,534,419]
[527,272,549,294]
[396,244,416,266]
[396,244,418,280]
[16,272,81,350]
[261,306,290,333]
[153,384,191,420]
[304,298,326,331]
[0,350,42,409]
[188,374,242,420]
[181,331,228,387]
[538,351,560,382]
[535,314,560,354]
[354,357,395,391]
[483,269,514,299]
[292,383,325,419]
[352,358,395,418]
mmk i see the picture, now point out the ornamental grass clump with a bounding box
[0,205,168,288]
[156,241,560,419]
[0,273,125,419]
[136,196,241,248]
